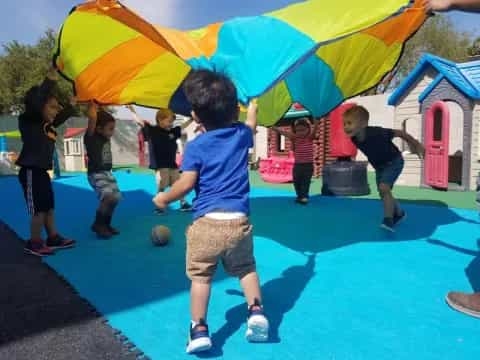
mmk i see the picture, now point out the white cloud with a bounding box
[121,0,180,27]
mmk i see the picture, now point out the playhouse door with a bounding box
[425,101,450,189]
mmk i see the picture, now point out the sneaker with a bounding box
[154,208,165,215]
[246,300,269,342]
[24,240,54,257]
[186,320,212,354]
[446,291,480,318]
[46,234,76,249]
[393,211,407,226]
[179,202,193,212]
[380,218,395,232]
[91,223,113,239]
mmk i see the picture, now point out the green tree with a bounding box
[0,29,73,114]
[468,37,480,57]
[368,15,472,94]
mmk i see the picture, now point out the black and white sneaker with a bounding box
[186,320,212,354]
[393,211,407,226]
[246,300,269,342]
[154,208,166,215]
[179,202,193,212]
[381,218,395,232]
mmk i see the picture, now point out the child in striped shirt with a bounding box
[272,118,319,204]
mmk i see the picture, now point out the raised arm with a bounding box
[393,129,425,159]
[310,118,322,140]
[424,0,480,11]
[53,97,77,128]
[180,117,194,130]
[86,102,98,135]
[271,126,293,139]
[245,101,258,133]
[126,105,146,128]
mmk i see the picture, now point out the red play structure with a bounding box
[260,102,358,184]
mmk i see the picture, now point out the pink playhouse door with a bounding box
[425,101,450,189]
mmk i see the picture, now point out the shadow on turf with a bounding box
[428,238,480,292]
[197,254,316,357]
[2,175,477,350]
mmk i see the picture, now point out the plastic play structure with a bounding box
[259,151,295,183]
[321,103,370,196]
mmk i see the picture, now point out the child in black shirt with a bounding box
[85,103,121,238]
[127,106,192,214]
[16,68,76,256]
[343,105,424,232]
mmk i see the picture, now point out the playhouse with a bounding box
[63,128,87,172]
[388,54,480,191]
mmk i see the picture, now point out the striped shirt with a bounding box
[293,136,314,164]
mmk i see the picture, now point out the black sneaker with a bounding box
[46,234,76,250]
[393,211,407,226]
[179,202,192,212]
[381,218,395,232]
[186,320,212,354]
[24,240,55,257]
[246,299,269,342]
[154,208,165,215]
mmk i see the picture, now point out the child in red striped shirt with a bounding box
[272,118,319,204]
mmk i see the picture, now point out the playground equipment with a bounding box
[321,103,370,196]
[259,151,295,183]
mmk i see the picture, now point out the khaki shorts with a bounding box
[88,171,122,202]
[186,216,256,283]
[155,168,180,190]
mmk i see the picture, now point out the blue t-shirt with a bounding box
[181,123,253,220]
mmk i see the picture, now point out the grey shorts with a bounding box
[88,171,122,201]
[376,156,404,189]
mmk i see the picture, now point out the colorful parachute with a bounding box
[54,0,427,126]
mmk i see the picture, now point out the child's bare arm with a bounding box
[152,171,197,208]
[180,117,194,130]
[271,126,293,139]
[245,101,258,133]
[86,102,98,135]
[393,130,425,159]
[310,118,322,140]
[126,105,146,128]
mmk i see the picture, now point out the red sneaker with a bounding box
[46,234,76,250]
[24,240,55,257]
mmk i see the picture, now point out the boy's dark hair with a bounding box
[343,105,369,124]
[24,85,56,115]
[96,110,115,129]
[291,117,311,133]
[183,70,238,129]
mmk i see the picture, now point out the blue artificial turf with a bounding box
[1,172,479,359]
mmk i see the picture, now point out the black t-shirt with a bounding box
[84,132,112,173]
[351,127,401,169]
[142,124,181,169]
[16,79,74,170]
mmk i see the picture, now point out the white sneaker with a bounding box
[246,302,269,342]
[186,321,212,354]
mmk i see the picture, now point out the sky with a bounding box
[1,1,478,118]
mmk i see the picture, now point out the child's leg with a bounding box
[44,209,57,237]
[190,281,212,323]
[240,271,263,306]
[301,163,314,199]
[293,164,302,198]
[31,213,46,240]
[155,169,164,193]
[378,183,395,218]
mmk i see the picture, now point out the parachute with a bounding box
[54,0,427,125]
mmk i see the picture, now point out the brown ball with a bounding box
[151,225,171,246]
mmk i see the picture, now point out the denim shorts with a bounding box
[375,156,404,188]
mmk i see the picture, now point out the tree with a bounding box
[468,37,480,57]
[366,15,472,94]
[0,29,73,114]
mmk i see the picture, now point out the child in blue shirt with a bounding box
[153,70,269,353]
